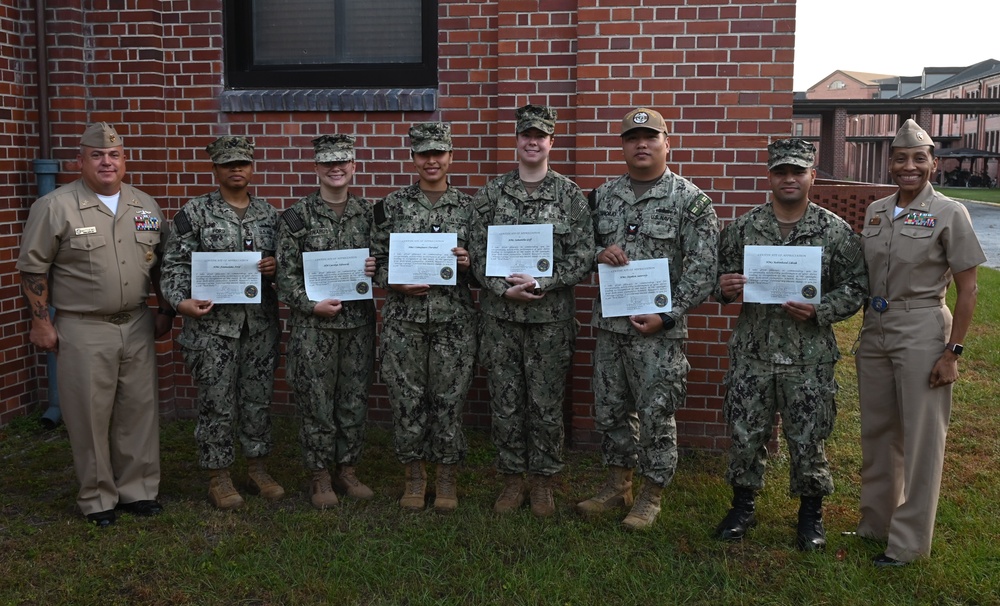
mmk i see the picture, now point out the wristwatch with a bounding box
[946,342,964,356]
[658,313,676,331]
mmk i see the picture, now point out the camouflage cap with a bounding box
[515,104,557,135]
[767,138,816,170]
[621,108,668,136]
[313,134,356,162]
[891,119,935,149]
[409,122,453,153]
[206,136,254,164]
[80,122,123,148]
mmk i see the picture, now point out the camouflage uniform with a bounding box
[160,190,280,470]
[591,170,719,487]
[470,169,595,476]
[716,201,867,496]
[372,182,476,465]
[275,191,376,472]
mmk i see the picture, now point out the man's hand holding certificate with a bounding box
[742,245,822,304]
[485,224,554,277]
[191,251,262,304]
[388,233,458,286]
[303,248,373,302]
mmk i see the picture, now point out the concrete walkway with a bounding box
[959,200,1000,270]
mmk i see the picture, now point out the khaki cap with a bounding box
[891,119,935,149]
[621,108,668,136]
[313,134,356,162]
[409,122,453,153]
[767,138,816,170]
[206,136,254,164]
[80,122,123,148]
[515,104,557,135]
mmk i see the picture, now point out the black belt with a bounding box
[868,297,944,313]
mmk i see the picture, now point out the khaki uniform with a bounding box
[275,192,375,471]
[372,184,476,465]
[160,191,280,470]
[717,202,866,496]
[470,169,594,476]
[17,180,163,515]
[591,170,719,486]
[857,184,985,561]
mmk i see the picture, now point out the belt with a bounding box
[61,305,146,325]
[868,297,944,313]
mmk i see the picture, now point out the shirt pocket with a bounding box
[305,228,337,252]
[134,231,160,270]
[897,226,935,263]
[595,218,617,246]
[442,219,468,248]
[69,234,109,275]
[640,219,678,259]
[201,227,235,252]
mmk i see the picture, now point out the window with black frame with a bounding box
[224,0,438,90]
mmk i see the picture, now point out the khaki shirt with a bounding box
[17,179,163,315]
[861,185,985,303]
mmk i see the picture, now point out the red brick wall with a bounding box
[1,0,803,451]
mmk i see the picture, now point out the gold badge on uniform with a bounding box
[145,251,154,263]
[869,217,881,225]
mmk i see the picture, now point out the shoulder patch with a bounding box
[373,199,386,226]
[842,232,862,263]
[173,209,192,235]
[280,207,305,233]
[686,194,713,217]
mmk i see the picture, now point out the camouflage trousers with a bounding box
[182,323,279,470]
[593,329,688,487]
[478,315,576,477]
[381,316,476,465]
[723,357,837,496]
[286,323,374,471]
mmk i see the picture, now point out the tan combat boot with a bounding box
[399,461,427,511]
[334,465,374,500]
[208,469,245,510]
[247,457,285,500]
[433,464,459,512]
[622,479,663,531]
[493,474,527,513]
[529,474,556,517]
[576,466,634,516]
[310,469,339,509]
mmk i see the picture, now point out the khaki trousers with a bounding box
[56,308,160,515]
[856,305,952,562]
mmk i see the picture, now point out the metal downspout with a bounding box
[32,0,61,429]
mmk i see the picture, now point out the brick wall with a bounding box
[1,0,802,451]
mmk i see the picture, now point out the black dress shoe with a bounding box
[86,510,116,527]
[873,553,908,567]
[116,499,164,517]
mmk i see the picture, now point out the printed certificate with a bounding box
[191,251,262,304]
[485,224,554,277]
[388,233,458,286]
[742,245,823,304]
[303,248,373,302]
[598,258,672,318]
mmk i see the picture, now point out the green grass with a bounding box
[938,187,1000,204]
[2,268,1000,605]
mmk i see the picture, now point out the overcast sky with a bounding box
[794,0,999,91]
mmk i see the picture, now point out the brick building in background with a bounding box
[0,0,802,450]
